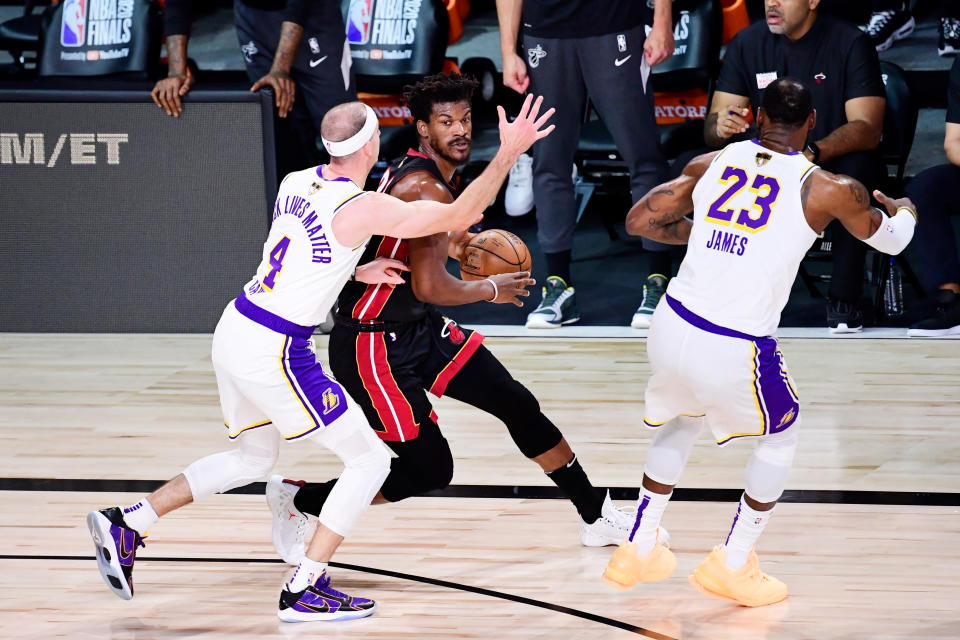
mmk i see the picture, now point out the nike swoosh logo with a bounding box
[309,56,327,67]
[614,55,631,67]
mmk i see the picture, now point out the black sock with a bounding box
[545,454,605,524]
[647,249,672,279]
[292,479,338,517]
[544,250,572,287]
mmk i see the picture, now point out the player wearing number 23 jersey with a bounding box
[602,79,916,607]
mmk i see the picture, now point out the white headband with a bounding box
[321,104,379,157]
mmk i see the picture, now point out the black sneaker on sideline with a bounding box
[908,290,960,337]
[864,10,915,51]
[827,299,863,334]
[939,17,960,56]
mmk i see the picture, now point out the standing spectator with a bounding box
[496,0,676,329]
[907,55,960,336]
[153,0,356,179]
[705,0,886,333]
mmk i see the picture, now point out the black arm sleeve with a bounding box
[948,56,960,125]
[714,34,750,98]
[843,33,886,101]
[282,0,312,27]
[163,0,193,37]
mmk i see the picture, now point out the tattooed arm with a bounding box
[625,152,718,244]
[801,169,916,239]
[249,21,304,118]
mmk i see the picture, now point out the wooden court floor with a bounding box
[1,333,958,639]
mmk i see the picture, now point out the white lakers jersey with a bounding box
[666,140,820,336]
[242,166,369,326]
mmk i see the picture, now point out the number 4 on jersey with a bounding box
[262,236,291,290]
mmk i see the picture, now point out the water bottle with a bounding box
[883,257,905,320]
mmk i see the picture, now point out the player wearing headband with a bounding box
[86,96,555,622]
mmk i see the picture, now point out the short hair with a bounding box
[403,73,478,123]
[320,102,368,143]
[760,77,814,128]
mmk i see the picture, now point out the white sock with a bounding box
[122,499,159,535]
[627,489,672,555]
[723,497,774,570]
[288,557,327,592]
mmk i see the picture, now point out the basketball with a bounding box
[459,229,532,280]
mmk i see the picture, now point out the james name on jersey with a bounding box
[705,229,749,256]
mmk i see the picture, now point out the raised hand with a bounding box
[873,190,918,222]
[497,94,556,159]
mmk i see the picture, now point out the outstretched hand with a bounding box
[497,94,556,159]
[355,257,410,286]
[874,190,917,221]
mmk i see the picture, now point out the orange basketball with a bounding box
[459,229,532,281]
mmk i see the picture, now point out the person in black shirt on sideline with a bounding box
[497,0,676,329]
[706,0,886,333]
[154,0,356,178]
[906,56,960,337]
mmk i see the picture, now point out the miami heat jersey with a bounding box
[337,150,458,323]
[242,165,369,326]
[666,140,820,336]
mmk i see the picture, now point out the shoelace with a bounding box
[944,18,960,40]
[866,11,894,36]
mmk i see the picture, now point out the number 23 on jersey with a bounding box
[706,166,782,233]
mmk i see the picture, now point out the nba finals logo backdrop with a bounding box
[40,0,161,76]
[343,0,448,78]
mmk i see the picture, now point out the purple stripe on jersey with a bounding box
[282,335,349,440]
[317,165,353,182]
[665,294,762,340]
[753,338,800,435]
[333,191,367,213]
[628,495,650,543]
[750,138,801,156]
[724,502,742,546]
[234,292,315,339]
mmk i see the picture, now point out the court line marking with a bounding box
[1,478,957,505]
[0,553,676,639]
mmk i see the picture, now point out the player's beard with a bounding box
[436,135,472,167]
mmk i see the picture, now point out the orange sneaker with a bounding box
[602,536,676,591]
[689,546,787,607]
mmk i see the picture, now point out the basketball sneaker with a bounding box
[827,299,863,334]
[579,491,671,547]
[631,274,667,329]
[863,9,915,51]
[602,538,676,590]
[87,507,146,600]
[908,290,960,337]
[689,546,787,607]
[505,153,534,217]
[278,570,377,622]
[939,17,960,56]
[525,276,580,329]
[267,475,316,566]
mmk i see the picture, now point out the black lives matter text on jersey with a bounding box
[0,133,128,167]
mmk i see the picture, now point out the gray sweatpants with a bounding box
[523,23,669,254]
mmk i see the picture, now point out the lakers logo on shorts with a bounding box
[776,406,796,430]
[321,387,340,415]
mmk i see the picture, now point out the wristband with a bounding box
[897,206,918,224]
[485,278,498,302]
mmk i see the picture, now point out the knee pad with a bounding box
[643,415,705,486]
[745,426,799,503]
[183,447,278,499]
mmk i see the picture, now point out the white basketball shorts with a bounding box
[211,294,355,441]
[643,293,801,446]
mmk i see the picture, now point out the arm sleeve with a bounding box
[843,33,886,101]
[163,0,192,37]
[714,34,750,97]
[947,56,960,124]
[282,0,312,27]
